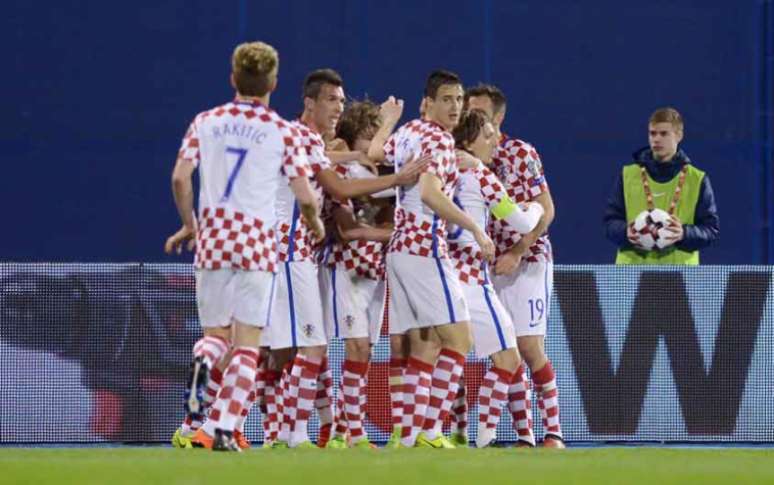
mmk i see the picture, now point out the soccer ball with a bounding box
[630,208,674,250]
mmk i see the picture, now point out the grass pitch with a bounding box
[1,447,772,485]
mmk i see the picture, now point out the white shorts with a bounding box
[195,269,276,328]
[319,266,385,345]
[462,282,517,358]
[492,260,553,337]
[386,252,470,335]
[266,260,327,350]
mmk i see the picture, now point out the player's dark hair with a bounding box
[464,83,507,114]
[452,109,490,150]
[424,70,462,99]
[336,100,381,149]
[303,68,343,101]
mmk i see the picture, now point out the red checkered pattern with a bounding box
[315,357,334,430]
[533,361,563,439]
[195,207,278,272]
[389,208,449,257]
[386,119,458,258]
[192,335,229,370]
[508,363,536,446]
[389,358,406,430]
[284,354,322,447]
[490,136,552,263]
[235,359,265,433]
[206,347,260,433]
[400,357,434,446]
[180,366,223,435]
[278,363,292,443]
[276,121,331,263]
[478,367,512,431]
[448,245,488,285]
[339,360,370,442]
[262,370,281,442]
[421,348,466,439]
[450,380,468,435]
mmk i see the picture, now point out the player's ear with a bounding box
[494,110,505,127]
[675,128,684,144]
[230,73,237,90]
[303,95,315,112]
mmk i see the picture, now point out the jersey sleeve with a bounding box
[477,165,509,209]
[280,123,310,179]
[422,133,455,180]
[514,142,549,198]
[382,134,397,166]
[177,115,202,167]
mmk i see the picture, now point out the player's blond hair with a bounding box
[231,41,278,97]
[649,107,684,134]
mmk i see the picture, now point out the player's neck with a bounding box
[299,112,321,134]
[235,93,270,106]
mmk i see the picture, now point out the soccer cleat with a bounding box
[262,440,274,449]
[171,428,193,449]
[385,427,402,449]
[191,428,214,449]
[450,431,469,448]
[515,440,536,448]
[234,430,251,450]
[291,440,317,449]
[475,428,496,449]
[184,356,209,416]
[541,434,566,449]
[415,432,456,449]
[271,440,289,450]
[325,436,348,449]
[351,439,377,450]
[212,429,241,452]
[317,423,332,448]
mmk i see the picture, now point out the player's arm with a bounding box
[367,96,404,162]
[289,176,325,243]
[165,158,197,254]
[494,191,554,274]
[420,172,495,261]
[480,167,544,234]
[333,205,392,242]
[317,153,429,200]
[325,150,378,173]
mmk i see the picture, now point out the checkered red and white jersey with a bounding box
[448,159,508,285]
[323,162,385,280]
[275,121,332,263]
[384,119,457,258]
[177,99,310,272]
[490,136,552,263]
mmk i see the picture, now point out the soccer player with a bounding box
[321,99,396,449]
[448,109,543,447]
[373,70,495,448]
[466,84,564,448]
[266,69,426,448]
[165,41,324,452]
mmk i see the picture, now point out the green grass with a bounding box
[1,447,773,485]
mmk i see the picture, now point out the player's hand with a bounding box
[380,96,404,125]
[474,228,496,263]
[165,224,197,255]
[660,215,684,246]
[395,153,431,185]
[327,138,348,151]
[626,222,645,250]
[494,250,522,275]
[455,149,478,169]
[304,214,326,244]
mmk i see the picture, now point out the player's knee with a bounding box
[345,338,371,362]
[517,342,546,370]
[300,344,327,360]
[491,348,520,373]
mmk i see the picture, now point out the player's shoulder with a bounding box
[418,120,454,148]
[291,120,325,146]
[499,136,540,161]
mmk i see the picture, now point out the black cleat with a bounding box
[184,356,209,416]
[213,429,242,452]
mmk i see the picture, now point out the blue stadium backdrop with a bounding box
[1,0,772,264]
[0,264,771,443]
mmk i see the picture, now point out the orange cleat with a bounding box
[234,430,251,450]
[191,429,214,449]
[541,435,566,449]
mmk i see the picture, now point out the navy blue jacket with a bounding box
[603,147,720,252]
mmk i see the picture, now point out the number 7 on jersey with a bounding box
[221,146,248,201]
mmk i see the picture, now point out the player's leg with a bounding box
[206,270,275,452]
[386,278,410,447]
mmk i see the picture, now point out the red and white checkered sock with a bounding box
[507,363,535,446]
[287,354,322,447]
[400,357,434,447]
[389,357,406,433]
[316,357,334,445]
[477,367,513,438]
[450,378,468,436]
[422,349,466,440]
[180,366,223,435]
[533,360,562,439]
[207,346,259,433]
[341,360,369,443]
[192,336,229,370]
[278,363,293,443]
[262,370,280,442]
[234,356,265,432]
